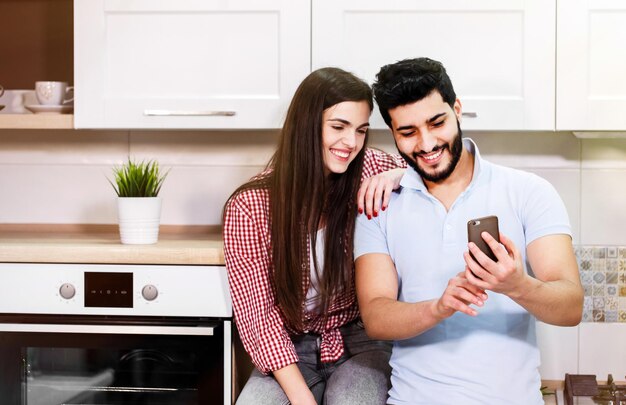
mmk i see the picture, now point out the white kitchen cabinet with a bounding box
[557,0,626,131]
[312,0,555,130]
[74,0,310,129]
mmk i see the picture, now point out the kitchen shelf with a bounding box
[0,114,74,130]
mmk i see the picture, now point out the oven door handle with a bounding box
[0,323,216,336]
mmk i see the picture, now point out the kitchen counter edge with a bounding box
[0,224,225,265]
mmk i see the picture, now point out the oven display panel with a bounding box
[84,272,133,308]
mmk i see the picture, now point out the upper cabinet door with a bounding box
[313,0,555,130]
[74,0,310,129]
[557,0,626,131]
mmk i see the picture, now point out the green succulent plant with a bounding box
[109,159,169,197]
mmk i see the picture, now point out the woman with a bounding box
[223,67,405,405]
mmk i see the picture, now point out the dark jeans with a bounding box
[236,321,392,405]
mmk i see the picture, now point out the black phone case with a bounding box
[467,215,500,262]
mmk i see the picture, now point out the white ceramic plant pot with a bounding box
[117,197,162,245]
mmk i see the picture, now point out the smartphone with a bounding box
[467,215,500,262]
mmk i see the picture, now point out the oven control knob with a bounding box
[142,285,158,301]
[59,283,76,299]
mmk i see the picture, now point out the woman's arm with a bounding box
[225,192,318,403]
[357,167,405,218]
[224,191,301,371]
[358,148,407,218]
[273,364,317,405]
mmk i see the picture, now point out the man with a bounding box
[354,57,583,405]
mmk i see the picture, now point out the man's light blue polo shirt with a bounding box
[355,138,571,405]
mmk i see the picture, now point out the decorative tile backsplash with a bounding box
[575,246,626,323]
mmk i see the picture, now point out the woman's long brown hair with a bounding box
[226,68,373,331]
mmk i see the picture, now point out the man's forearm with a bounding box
[361,297,443,340]
[510,276,583,326]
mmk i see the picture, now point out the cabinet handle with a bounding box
[144,109,236,117]
[462,112,477,118]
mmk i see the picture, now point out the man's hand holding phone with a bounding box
[464,230,528,298]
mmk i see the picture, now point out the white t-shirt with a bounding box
[306,228,325,312]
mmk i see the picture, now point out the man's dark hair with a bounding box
[372,57,456,128]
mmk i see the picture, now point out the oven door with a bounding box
[0,319,231,405]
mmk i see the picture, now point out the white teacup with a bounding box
[35,81,74,106]
[0,89,38,114]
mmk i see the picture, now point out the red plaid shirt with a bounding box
[224,148,405,374]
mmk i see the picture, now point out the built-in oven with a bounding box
[0,263,232,405]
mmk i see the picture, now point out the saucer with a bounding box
[25,104,73,114]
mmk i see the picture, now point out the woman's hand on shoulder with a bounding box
[357,168,405,219]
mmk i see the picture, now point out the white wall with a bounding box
[0,129,585,229]
[1,128,625,380]
[0,129,278,224]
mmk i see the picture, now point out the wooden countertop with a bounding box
[0,224,224,265]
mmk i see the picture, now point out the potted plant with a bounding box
[109,159,169,245]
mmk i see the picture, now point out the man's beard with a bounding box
[398,120,463,184]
